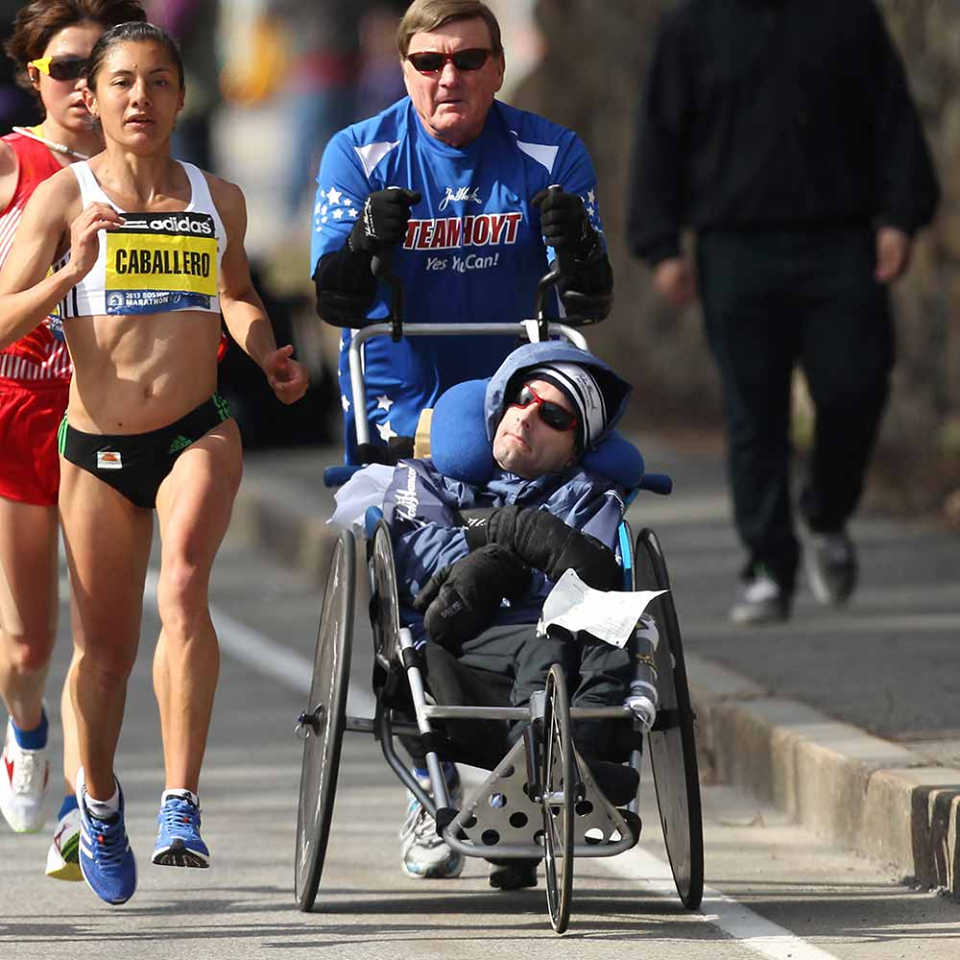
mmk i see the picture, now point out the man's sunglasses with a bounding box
[406,48,491,75]
[510,384,578,432]
[29,56,88,82]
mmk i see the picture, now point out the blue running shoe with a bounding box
[75,767,137,905]
[152,793,210,868]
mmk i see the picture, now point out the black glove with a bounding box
[412,544,531,651]
[533,187,598,257]
[465,505,621,590]
[348,188,421,254]
[355,435,414,465]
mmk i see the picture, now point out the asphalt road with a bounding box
[2,528,959,959]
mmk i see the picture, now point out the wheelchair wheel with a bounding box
[295,530,355,911]
[368,519,400,672]
[634,528,704,909]
[541,663,575,934]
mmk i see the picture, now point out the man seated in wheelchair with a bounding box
[360,341,659,888]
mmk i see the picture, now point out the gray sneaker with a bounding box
[729,568,790,625]
[399,772,464,879]
[804,530,857,605]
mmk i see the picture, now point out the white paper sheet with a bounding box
[538,568,667,649]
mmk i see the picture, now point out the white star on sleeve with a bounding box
[377,420,398,442]
[587,189,596,206]
[341,394,350,412]
[376,394,394,411]
[333,208,345,219]
[327,187,343,205]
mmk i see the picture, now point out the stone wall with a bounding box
[515,0,960,513]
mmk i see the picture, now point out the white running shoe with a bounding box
[729,568,791,625]
[45,807,83,881]
[0,719,50,832]
[399,771,464,879]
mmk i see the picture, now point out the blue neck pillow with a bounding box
[428,378,645,488]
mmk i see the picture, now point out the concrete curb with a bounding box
[687,654,960,895]
[228,471,960,897]
[230,474,337,586]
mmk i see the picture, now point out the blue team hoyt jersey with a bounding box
[311,97,605,462]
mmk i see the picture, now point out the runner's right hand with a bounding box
[68,202,125,280]
[348,188,421,254]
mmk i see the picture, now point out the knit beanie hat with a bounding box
[524,362,609,450]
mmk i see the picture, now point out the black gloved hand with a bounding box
[532,186,596,255]
[412,544,531,651]
[348,188,421,254]
[465,505,621,590]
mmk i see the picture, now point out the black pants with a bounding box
[405,623,633,767]
[697,226,893,592]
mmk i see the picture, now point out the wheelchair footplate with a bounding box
[440,737,640,860]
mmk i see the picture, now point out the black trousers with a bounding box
[405,623,633,767]
[697,226,893,591]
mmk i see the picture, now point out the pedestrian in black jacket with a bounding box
[628,0,939,623]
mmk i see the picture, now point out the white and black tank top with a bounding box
[58,159,226,318]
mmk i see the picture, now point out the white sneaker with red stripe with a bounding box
[0,718,50,832]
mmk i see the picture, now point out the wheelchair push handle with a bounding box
[533,265,563,342]
[370,249,403,343]
[532,184,611,329]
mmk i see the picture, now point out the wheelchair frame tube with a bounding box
[398,627,450,810]
[348,322,589,446]
[377,707,437,818]
[421,705,634,721]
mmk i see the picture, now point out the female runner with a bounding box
[0,0,145,883]
[0,20,307,904]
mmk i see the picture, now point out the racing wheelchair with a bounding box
[293,269,704,933]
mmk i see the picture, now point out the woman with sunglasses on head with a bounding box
[0,20,308,905]
[0,0,146,882]
[311,0,614,466]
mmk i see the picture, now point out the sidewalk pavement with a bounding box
[231,438,960,897]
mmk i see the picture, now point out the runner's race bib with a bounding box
[104,211,218,314]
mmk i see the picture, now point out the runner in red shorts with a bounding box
[0,0,146,880]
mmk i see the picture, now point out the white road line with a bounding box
[599,846,841,960]
[141,571,377,716]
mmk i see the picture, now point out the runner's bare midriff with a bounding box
[64,307,221,433]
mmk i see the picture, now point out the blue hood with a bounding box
[484,341,632,449]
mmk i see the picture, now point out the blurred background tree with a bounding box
[516,0,959,516]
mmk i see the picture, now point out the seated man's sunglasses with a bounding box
[510,384,578,432]
[29,56,88,82]
[406,48,491,74]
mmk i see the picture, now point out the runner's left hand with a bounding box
[263,344,309,404]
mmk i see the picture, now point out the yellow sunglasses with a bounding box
[29,56,88,82]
